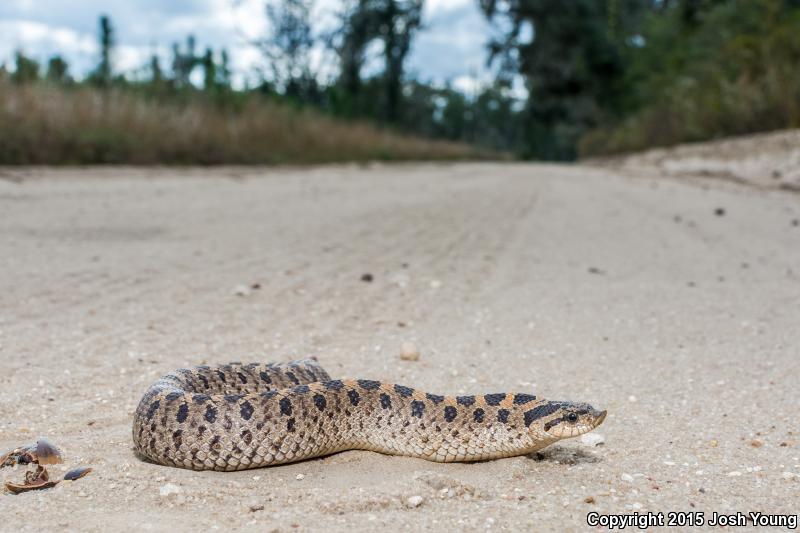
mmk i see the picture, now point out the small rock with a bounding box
[399,342,420,361]
[727,471,742,477]
[249,504,265,512]
[360,273,374,282]
[295,474,305,480]
[159,483,182,497]
[406,495,424,508]
[233,284,251,297]
[792,219,799,227]
[750,439,764,448]
[620,473,634,483]
[429,279,442,289]
[709,439,719,448]
[781,472,798,480]
[628,395,637,403]
[580,433,605,447]
[584,496,595,504]
[714,207,726,216]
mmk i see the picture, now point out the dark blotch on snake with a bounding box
[260,390,278,400]
[324,380,344,391]
[240,400,254,420]
[314,394,327,411]
[259,371,272,384]
[380,393,392,409]
[394,384,414,397]
[426,393,444,404]
[280,397,293,416]
[444,406,457,422]
[237,372,248,384]
[484,393,506,406]
[523,402,561,427]
[473,408,485,422]
[225,394,243,403]
[457,396,475,407]
[192,394,211,404]
[544,416,565,432]
[411,400,425,418]
[204,404,218,423]
[294,385,310,394]
[287,418,296,432]
[497,409,510,423]
[286,371,300,384]
[241,429,253,445]
[176,403,189,423]
[216,370,227,383]
[172,429,183,449]
[358,379,381,390]
[165,392,182,402]
[348,389,361,406]
[513,393,537,405]
[146,400,160,420]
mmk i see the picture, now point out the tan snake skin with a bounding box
[132,360,606,471]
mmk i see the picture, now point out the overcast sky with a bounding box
[0,0,494,91]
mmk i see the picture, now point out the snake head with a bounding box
[539,402,607,440]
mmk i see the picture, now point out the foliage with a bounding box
[580,0,800,156]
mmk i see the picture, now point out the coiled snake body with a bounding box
[132,360,606,471]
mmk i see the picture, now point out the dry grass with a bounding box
[0,82,490,165]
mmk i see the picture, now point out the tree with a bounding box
[12,51,39,84]
[259,0,318,101]
[172,35,198,88]
[91,15,115,87]
[331,0,424,121]
[377,0,424,122]
[46,55,71,84]
[218,49,232,89]
[202,48,217,91]
[150,54,163,85]
[480,0,650,159]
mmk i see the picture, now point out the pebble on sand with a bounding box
[406,495,424,508]
[400,342,421,361]
[159,483,182,497]
[233,284,252,297]
[620,473,634,483]
[580,433,605,447]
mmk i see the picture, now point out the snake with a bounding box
[132,359,607,471]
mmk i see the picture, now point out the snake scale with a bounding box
[132,359,606,471]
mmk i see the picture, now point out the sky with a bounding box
[0,0,495,92]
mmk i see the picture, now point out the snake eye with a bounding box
[566,413,578,424]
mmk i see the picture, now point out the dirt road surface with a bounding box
[1,163,798,531]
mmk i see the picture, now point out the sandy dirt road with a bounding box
[1,163,798,532]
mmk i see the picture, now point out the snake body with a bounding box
[132,360,606,471]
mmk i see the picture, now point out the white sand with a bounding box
[1,161,798,531]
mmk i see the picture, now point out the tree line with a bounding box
[3,0,800,160]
